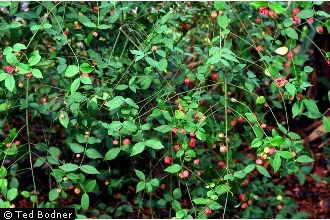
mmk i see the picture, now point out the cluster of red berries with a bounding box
[259,7,277,18]
[180,22,191,31]
[239,193,253,209]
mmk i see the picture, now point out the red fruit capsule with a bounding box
[241,202,248,209]
[4,65,14,74]
[205,208,212,215]
[317,26,323,34]
[307,17,314,24]
[239,193,245,201]
[164,156,172,165]
[292,8,300,15]
[123,138,131,145]
[184,78,192,86]
[255,17,261,24]
[173,144,180,151]
[189,138,196,147]
[230,120,237,126]
[211,72,218,81]
[287,51,294,59]
[218,161,226,168]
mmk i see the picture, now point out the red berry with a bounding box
[194,113,200,121]
[292,8,300,15]
[180,22,186,29]
[93,6,99,12]
[189,132,196,137]
[4,65,14,74]
[241,202,248,209]
[248,200,252,205]
[263,9,269,16]
[256,158,263,165]
[172,128,178,134]
[239,193,245,201]
[317,26,324,34]
[197,170,202,176]
[220,146,227,153]
[179,170,189,179]
[113,139,119,145]
[92,31,98,37]
[269,148,275,155]
[173,144,180,151]
[185,24,191,31]
[292,16,299,25]
[230,120,236,126]
[211,72,218,81]
[255,17,261,24]
[261,123,267,129]
[269,11,277,18]
[164,156,172,165]
[194,159,199,165]
[189,138,196,147]
[205,208,212,215]
[287,51,294,59]
[327,60,330,66]
[14,140,21,146]
[307,17,314,24]
[238,117,245,123]
[218,161,226,168]
[275,78,288,87]
[297,93,303,100]
[184,78,192,86]
[123,138,131,145]
[160,183,166,190]
[256,45,263,52]
[199,100,205,106]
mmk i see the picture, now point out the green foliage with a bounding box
[0,1,328,219]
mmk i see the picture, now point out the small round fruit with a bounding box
[220,146,227,153]
[248,200,252,205]
[241,202,248,209]
[194,113,200,121]
[211,72,218,81]
[93,6,99,12]
[256,158,263,165]
[292,8,300,15]
[287,51,294,59]
[239,193,245,201]
[211,11,218,19]
[230,120,237,126]
[173,144,180,151]
[261,123,267,129]
[189,132,196,137]
[172,128,178,134]
[184,78,192,86]
[205,208,212,215]
[164,156,172,165]
[218,161,226,168]
[316,26,324,34]
[92,31,99,37]
[4,65,14,74]
[263,147,270,154]
[113,139,119,145]
[123,138,131,145]
[74,188,81,194]
[194,159,199,165]
[255,17,261,24]
[151,45,158,51]
[307,17,314,24]
[160,184,166,190]
[189,138,196,147]
[269,148,275,155]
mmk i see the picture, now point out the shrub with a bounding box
[0,1,329,218]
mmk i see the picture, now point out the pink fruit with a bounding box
[317,26,323,33]
[184,78,192,86]
[123,138,131,145]
[231,120,237,126]
[189,138,196,147]
[173,144,180,151]
[256,158,263,165]
[194,113,200,121]
[287,51,294,59]
[261,123,267,129]
[269,148,275,155]
[292,8,300,15]
[220,146,227,153]
[241,202,248,209]
[194,159,199,165]
[189,132,196,137]
[205,208,212,215]
[239,193,245,201]
[307,17,314,24]
[275,78,288,87]
[255,17,261,24]
[211,72,218,81]
[92,31,99,37]
[172,128,178,134]
[113,139,119,145]
[218,161,226,168]
[4,65,14,74]
[164,156,172,165]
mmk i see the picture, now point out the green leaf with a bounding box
[298,9,315,19]
[69,143,84,153]
[130,142,146,156]
[193,198,207,205]
[145,139,164,150]
[134,169,145,181]
[256,96,265,104]
[49,189,59,201]
[65,65,80,78]
[80,165,100,175]
[98,24,110,29]
[6,53,17,65]
[5,75,15,92]
[31,69,43,78]
[234,170,247,179]
[150,178,159,187]
[81,193,89,210]
[323,116,330,132]
[173,188,182,200]
[154,125,172,133]
[13,43,26,52]
[84,180,96,193]
[196,130,206,141]
[164,164,181,174]
[80,76,92,85]
[245,113,258,123]
[285,82,296,96]
[292,102,303,118]
[272,154,281,173]
[244,164,255,173]
[296,155,314,163]
[278,151,293,159]
[217,14,230,29]
[86,149,102,159]
[7,188,18,201]
[272,136,285,146]
[256,165,271,178]
[268,2,286,14]
[28,53,41,66]
[215,184,231,195]
[303,99,322,119]
[0,72,7,81]
[59,163,79,172]
[157,58,168,72]
[214,1,225,10]
[136,181,145,193]
[209,200,221,210]
[104,148,121,160]
[285,27,298,40]
[80,63,94,73]
[59,111,69,128]
[105,96,124,111]
[21,191,30,198]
